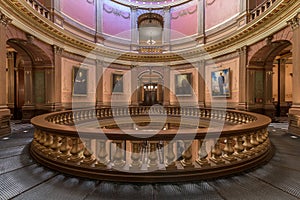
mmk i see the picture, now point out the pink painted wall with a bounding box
[60,0,96,29]
[205,0,240,30]
[171,5,198,39]
[102,1,131,39]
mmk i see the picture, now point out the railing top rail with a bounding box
[31,107,271,140]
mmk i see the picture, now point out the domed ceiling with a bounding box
[112,0,192,9]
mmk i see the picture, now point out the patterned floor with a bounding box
[0,121,299,200]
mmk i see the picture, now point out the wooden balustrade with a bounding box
[249,0,277,22]
[30,106,273,182]
[24,0,51,20]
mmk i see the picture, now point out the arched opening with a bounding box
[138,13,163,46]
[247,40,292,119]
[6,38,52,121]
[138,69,164,106]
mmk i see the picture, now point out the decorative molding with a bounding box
[287,13,300,30]
[171,5,197,19]
[0,10,12,26]
[206,0,216,6]
[53,45,64,55]
[103,4,130,19]
[87,0,94,5]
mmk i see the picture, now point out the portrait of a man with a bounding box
[211,68,230,97]
[73,67,88,96]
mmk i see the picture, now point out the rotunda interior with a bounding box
[0,0,299,198]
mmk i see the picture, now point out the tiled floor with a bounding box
[0,121,299,200]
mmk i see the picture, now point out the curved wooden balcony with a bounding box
[30,107,273,183]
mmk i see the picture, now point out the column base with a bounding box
[0,108,11,138]
[237,103,247,111]
[43,103,64,112]
[288,106,300,136]
[22,105,35,123]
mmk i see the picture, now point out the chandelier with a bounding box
[143,84,157,91]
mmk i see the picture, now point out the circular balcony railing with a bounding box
[30,106,273,182]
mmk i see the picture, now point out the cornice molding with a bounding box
[0,0,297,64]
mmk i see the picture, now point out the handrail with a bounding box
[249,0,277,22]
[30,107,273,182]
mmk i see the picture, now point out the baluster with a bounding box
[222,137,237,162]
[250,132,259,153]
[49,135,62,158]
[95,140,109,168]
[42,134,54,154]
[256,130,264,144]
[210,139,225,164]
[38,131,47,150]
[112,140,126,169]
[34,129,41,143]
[58,137,71,160]
[69,138,84,163]
[243,135,254,156]
[130,141,142,170]
[180,140,194,168]
[233,135,246,159]
[148,141,158,170]
[196,139,210,167]
[165,141,176,170]
[81,139,96,166]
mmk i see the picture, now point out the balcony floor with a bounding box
[0,120,299,200]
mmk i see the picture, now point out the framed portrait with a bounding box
[112,73,123,93]
[175,73,192,96]
[73,66,88,96]
[211,68,230,97]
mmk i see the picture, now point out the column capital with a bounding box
[287,13,300,30]
[0,11,12,27]
[237,46,247,54]
[163,6,171,13]
[53,45,64,55]
[131,5,138,11]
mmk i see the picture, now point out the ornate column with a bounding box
[277,59,287,116]
[131,66,139,106]
[163,66,171,106]
[130,6,138,50]
[96,59,104,107]
[7,51,15,113]
[52,45,64,111]
[197,60,205,107]
[246,68,255,111]
[288,13,300,135]
[0,11,11,136]
[237,46,247,110]
[264,64,275,119]
[95,0,104,43]
[163,6,171,49]
[197,0,205,37]
[21,61,34,122]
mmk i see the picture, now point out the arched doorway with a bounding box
[247,40,292,119]
[6,38,52,121]
[138,69,164,106]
